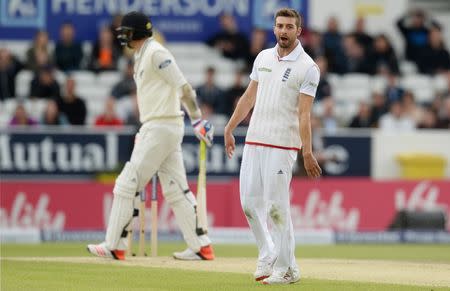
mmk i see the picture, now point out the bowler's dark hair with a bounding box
[275,8,302,28]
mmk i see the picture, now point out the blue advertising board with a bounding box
[322,133,371,176]
[0,127,370,178]
[0,0,307,42]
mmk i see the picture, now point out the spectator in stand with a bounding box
[54,22,83,71]
[303,30,325,60]
[111,59,135,99]
[379,100,415,132]
[9,103,37,126]
[89,26,121,72]
[220,69,246,116]
[57,77,86,125]
[41,99,68,125]
[402,91,424,124]
[353,17,373,52]
[109,14,124,55]
[94,97,123,127]
[370,91,388,126]
[397,9,440,65]
[125,98,140,128]
[417,106,438,129]
[315,56,332,101]
[29,64,60,99]
[418,26,450,75]
[0,48,23,100]
[369,34,399,75]
[207,13,249,61]
[385,71,404,105]
[342,34,371,74]
[437,97,450,129]
[26,30,53,72]
[196,66,223,112]
[349,102,372,128]
[246,28,268,71]
[322,17,345,73]
[321,97,339,134]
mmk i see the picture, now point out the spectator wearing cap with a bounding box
[29,64,60,99]
[54,22,83,71]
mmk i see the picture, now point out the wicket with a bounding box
[127,174,158,257]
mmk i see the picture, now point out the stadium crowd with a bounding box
[1,10,449,130]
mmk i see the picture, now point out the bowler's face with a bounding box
[274,16,301,49]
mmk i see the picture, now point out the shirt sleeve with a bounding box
[299,65,320,97]
[249,53,260,81]
[151,49,187,88]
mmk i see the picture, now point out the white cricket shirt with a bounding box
[133,38,187,124]
[247,41,319,150]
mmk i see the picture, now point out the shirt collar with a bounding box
[135,37,152,60]
[273,40,304,61]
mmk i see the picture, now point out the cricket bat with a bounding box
[138,189,146,256]
[196,140,208,235]
[151,174,158,257]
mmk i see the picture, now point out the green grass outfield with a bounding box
[2,243,450,290]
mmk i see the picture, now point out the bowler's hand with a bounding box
[303,152,322,178]
[224,127,235,159]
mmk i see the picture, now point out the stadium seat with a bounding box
[76,84,110,100]
[399,61,418,75]
[432,74,448,94]
[1,99,18,125]
[97,72,122,87]
[370,76,388,93]
[70,70,96,86]
[24,99,47,121]
[400,75,434,103]
[15,70,34,98]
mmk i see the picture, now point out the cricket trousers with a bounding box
[239,144,298,273]
[105,119,210,251]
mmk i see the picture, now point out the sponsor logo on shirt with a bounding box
[258,67,272,72]
[158,59,172,69]
[282,68,291,82]
[308,81,318,87]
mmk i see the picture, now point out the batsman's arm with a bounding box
[224,80,258,158]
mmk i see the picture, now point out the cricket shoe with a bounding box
[173,245,215,260]
[262,267,300,285]
[254,258,275,281]
[87,242,125,261]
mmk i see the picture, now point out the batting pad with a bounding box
[105,162,139,250]
[159,173,202,252]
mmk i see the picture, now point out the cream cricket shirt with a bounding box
[133,38,187,124]
[247,41,320,150]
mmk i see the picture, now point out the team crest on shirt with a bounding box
[282,68,291,82]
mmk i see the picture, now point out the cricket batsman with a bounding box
[87,11,214,261]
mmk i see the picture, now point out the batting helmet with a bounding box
[116,11,153,47]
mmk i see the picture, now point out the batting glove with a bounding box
[192,119,214,147]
